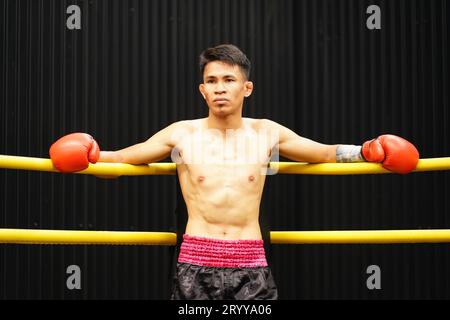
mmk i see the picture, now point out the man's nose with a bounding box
[214,81,227,93]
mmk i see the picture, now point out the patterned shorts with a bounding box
[171,234,278,300]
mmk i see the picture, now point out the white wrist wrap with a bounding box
[336,145,364,163]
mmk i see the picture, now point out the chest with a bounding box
[178,130,272,165]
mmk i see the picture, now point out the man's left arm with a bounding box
[262,119,420,174]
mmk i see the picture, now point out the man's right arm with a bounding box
[99,121,185,165]
[49,121,187,178]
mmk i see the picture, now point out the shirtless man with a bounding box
[49,44,419,300]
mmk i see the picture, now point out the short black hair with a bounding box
[199,44,251,80]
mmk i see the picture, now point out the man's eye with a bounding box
[207,80,215,84]
[226,79,235,82]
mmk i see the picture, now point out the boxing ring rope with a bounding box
[1,154,450,245]
[2,155,450,175]
[0,229,177,245]
[1,229,450,245]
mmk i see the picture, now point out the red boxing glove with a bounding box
[49,133,100,173]
[361,134,419,174]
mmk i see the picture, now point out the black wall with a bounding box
[1,0,449,299]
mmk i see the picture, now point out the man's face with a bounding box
[199,61,253,117]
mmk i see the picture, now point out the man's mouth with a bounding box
[213,98,229,103]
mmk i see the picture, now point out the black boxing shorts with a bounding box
[170,234,278,300]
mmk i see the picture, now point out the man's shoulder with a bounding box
[170,118,204,130]
[183,118,205,125]
[245,118,280,130]
[243,117,264,124]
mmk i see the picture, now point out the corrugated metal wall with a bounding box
[1,0,449,299]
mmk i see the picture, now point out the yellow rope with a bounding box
[0,155,176,175]
[2,155,450,246]
[270,230,450,244]
[271,157,450,175]
[0,229,176,245]
[2,229,450,245]
[1,155,450,175]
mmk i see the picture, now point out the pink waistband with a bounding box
[178,234,268,268]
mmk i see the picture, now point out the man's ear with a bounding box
[199,83,206,99]
[244,81,254,98]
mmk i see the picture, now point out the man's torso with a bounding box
[174,117,275,240]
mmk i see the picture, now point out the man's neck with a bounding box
[206,114,244,131]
